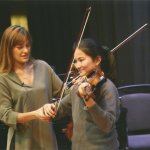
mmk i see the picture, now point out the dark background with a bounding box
[0,1,150,149]
[0,0,150,87]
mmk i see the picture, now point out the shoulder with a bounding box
[34,59,50,67]
[102,78,116,89]
[0,73,9,82]
[34,60,54,73]
[99,78,118,96]
[0,73,10,91]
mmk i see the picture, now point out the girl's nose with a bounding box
[74,62,80,70]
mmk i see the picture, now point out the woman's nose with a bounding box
[23,47,29,52]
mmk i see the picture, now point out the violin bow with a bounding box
[55,7,91,111]
[111,23,148,53]
[63,24,148,90]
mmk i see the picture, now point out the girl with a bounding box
[44,38,120,150]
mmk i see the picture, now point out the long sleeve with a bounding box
[53,79,120,150]
[0,83,19,130]
[54,92,72,120]
[88,81,120,132]
[43,61,69,99]
[51,69,63,98]
[0,60,63,150]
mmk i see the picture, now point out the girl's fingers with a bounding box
[78,82,90,95]
[78,82,81,85]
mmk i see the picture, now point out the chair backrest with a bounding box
[118,84,150,96]
[120,93,150,134]
[115,107,128,149]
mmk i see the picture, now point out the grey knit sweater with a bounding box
[55,78,120,150]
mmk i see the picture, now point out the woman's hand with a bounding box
[34,106,51,122]
[43,103,56,118]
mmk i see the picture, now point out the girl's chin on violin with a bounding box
[79,69,96,77]
[78,70,85,76]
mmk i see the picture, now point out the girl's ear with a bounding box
[95,56,101,66]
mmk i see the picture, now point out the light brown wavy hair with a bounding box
[0,25,34,74]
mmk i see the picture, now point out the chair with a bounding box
[116,106,128,150]
[120,93,150,150]
[118,84,150,97]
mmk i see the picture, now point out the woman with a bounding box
[0,25,64,150]
[45,38,120,150]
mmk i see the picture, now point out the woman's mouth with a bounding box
[21,55,28,59]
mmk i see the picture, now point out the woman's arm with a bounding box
[17,106,50,123]
[43,91,72,120]
[0,83,51,130]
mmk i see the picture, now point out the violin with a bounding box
[62,69,106,141]
[55,7,91,142]
[76,70,106,100]
[61,23,148,141]
[62,64,79,142]
[61,22,148,142]
[62,114,73,142]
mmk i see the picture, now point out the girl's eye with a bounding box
[26,44,30,47]
[80,59,84,62]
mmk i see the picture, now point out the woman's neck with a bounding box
[13,62,28,71]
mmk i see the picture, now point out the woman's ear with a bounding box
[95,56,101,66]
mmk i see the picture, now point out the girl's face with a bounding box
[12,40,31,66]
[74,49,101,76]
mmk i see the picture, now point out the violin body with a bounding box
[60,7,91,142]
[77,70,104,99]
[62,65,78,142]
[62,70,105,141]
[62,114,73,142]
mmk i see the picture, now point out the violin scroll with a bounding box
[76,70,105,100]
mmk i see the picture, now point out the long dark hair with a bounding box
[73,38,118,86]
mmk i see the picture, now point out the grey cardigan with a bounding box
[0,60,62,150]
[55,79,120,150]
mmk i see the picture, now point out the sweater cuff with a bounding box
[83,103,96,111]
[1,111,19,130]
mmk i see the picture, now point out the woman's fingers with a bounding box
[43,104,56,117]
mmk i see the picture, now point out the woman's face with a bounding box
[74,49,101,76]
[12,40,31,66]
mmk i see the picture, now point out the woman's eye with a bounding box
[17,47,22,49]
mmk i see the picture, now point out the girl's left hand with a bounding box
[78,82,91,96]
